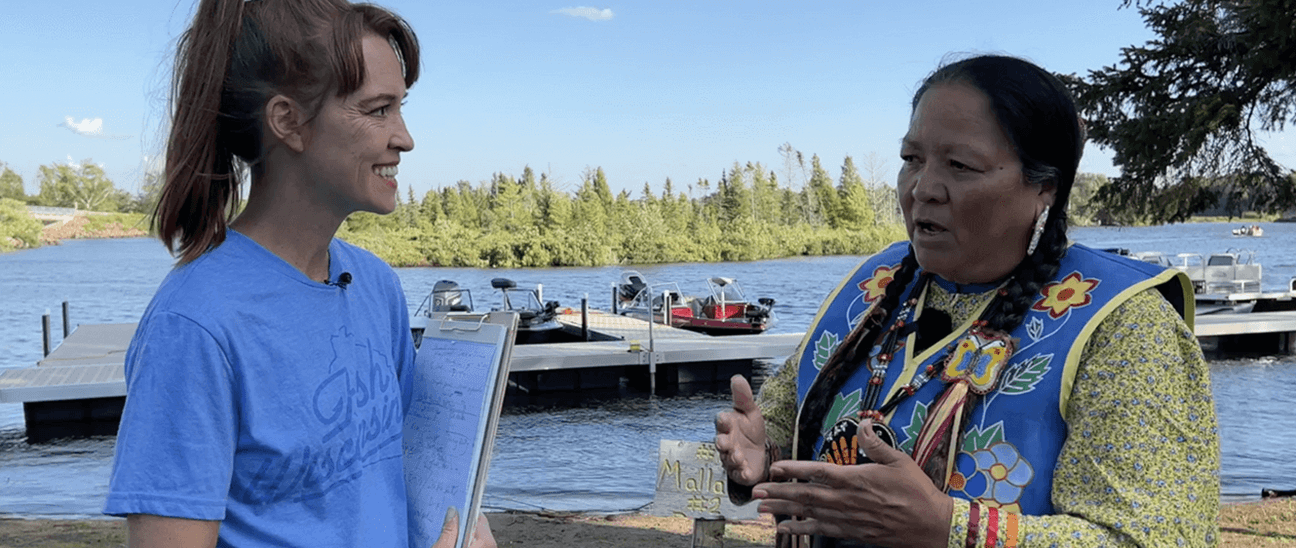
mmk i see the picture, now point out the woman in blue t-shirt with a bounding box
[103,1,494,547]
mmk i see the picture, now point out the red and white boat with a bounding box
[614,271,776,336]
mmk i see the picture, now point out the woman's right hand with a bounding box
[714,374,769,486]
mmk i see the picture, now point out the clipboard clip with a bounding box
[438,314,490,332]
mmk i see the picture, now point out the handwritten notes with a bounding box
[650,440,759,520]
[403,334,505,548]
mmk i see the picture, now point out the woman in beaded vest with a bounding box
[714,55,1220,548]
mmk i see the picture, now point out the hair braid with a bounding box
[795,249,922,461]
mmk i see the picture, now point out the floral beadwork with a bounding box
[1032,271,1100,319]
[952,442,1035,510]
[857,264,899,303]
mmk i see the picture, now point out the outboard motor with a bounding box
[748,297,776,319]
[432,280,470,312]
[542,300,561,322]
[619,273,647,302]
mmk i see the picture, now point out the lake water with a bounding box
[1,222,1294,517]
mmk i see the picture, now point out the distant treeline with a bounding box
[340,156,907,268]
[3,153,913,265]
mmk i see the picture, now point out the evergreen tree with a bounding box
[442,181,481,229]
[1066,0,1296,222]
[420,189,443,223]
[721,163,754,224]
[807,154,840,227]
[588,167,614,209]
[488,172,527,231]
[749,164,779,225]
[536,172,572,229]
[837,155,875,230]
[573,173,610,230]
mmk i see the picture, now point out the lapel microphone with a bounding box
[329,272,353,289]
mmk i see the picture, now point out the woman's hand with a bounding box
[431,507,497,548]
[752,420,952,548]
[714,375,769,486]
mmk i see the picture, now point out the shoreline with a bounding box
[1,499,1292,547]
[38,215,149,245]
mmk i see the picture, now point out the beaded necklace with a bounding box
[817,276,1010,466]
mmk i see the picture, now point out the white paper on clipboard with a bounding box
[403,311,518,548]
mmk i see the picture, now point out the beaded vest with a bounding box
[793,241,1192,515]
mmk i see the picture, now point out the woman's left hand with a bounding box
[751,420,953,548]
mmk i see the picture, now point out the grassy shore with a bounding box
[1,499,1292,547]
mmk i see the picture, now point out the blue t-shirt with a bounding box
[105,230,415,547]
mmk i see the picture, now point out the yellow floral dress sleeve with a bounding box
[947,288,1221,547]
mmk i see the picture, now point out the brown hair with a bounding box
[157,0,420,263]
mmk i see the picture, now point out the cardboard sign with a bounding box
[650,440,759,520]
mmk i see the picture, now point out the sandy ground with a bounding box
[1,500,1292,547]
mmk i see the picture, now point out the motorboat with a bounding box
[411,279,564,345]
[1231,224,1264,237]
[411,280,475,347]
[614,271,776,336]
[489,278,564,344]
[1125,249,1263,295]
[1113,249,1296,314]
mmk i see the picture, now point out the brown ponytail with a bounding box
[157,0,246,263]
[155,0,421,263]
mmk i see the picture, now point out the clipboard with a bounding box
[403,311,518,548]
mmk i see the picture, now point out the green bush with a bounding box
[0,198,42,251]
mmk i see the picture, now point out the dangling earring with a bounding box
[1027,206,1049,256]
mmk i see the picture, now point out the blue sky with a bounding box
[4,0,1293,200]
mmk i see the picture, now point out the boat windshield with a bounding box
[708,278,746,302]
[1207,254,1236,266]
[501,288,543,311]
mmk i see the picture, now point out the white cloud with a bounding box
[552,6,613,21]
[58,116,130,140]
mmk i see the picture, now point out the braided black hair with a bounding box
[794,55,1084,462]
[796,250,922,461]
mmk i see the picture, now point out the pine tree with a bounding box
[1065,0,1296,221]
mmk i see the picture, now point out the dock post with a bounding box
[581,296,590,341]
[42,310,52,357]
[611,285,619,314]
[648,294,657,395]
[61,301,70,338]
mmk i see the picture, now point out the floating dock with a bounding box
[5,308,1296,443]
[1,313,802,442]
[1195,310,1296,357]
